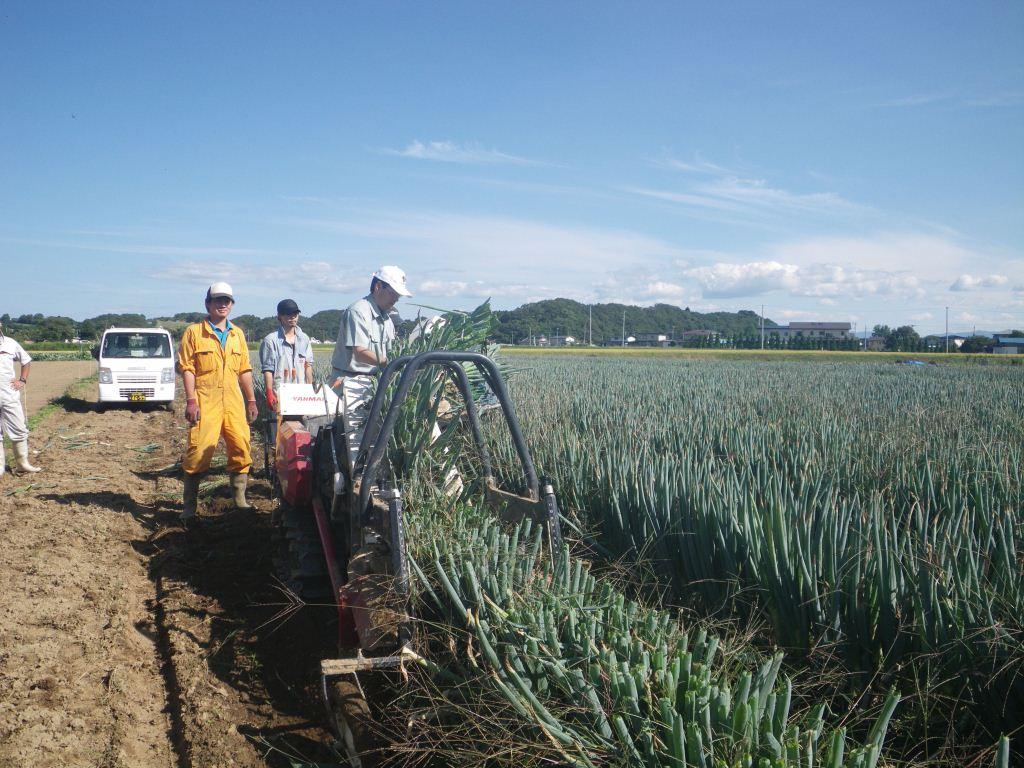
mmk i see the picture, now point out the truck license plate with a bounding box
[129,392,146,402]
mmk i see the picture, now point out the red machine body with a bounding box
[275,419,313,506]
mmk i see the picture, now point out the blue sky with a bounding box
[2,1,1022,334]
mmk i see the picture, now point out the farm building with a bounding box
[633,332,671,347]
[765,321,853,341]
[677,329,718,342]
[991,335,1024,354]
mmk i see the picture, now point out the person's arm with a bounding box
[303,337,314,384]
[240,370,258,422]
[263,370,277,409]
[352,346,385,367]
[12,360,30,391]
[177,329,201,424]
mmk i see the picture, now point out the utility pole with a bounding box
[589,304,593,346]
[945,306,949,353]
[621,310,626,347]
[760,304,765,349]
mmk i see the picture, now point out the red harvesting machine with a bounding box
[266,351,564,766]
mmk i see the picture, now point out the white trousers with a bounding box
[335,374,374,465]
[0,387,28,442]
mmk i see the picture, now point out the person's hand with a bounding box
[11,379,24,392]
[265,389,277,411]
[185,399,200,425]
[246,400,259,423]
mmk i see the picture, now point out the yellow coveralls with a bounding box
[177,321,253,475]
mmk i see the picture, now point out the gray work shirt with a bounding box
[331,295,394,376]
[259,326,314,379]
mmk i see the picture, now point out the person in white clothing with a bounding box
[0,321,42,477]
[330,266,411,463]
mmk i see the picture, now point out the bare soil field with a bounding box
[21,360,98,417]
[0,379,342,767]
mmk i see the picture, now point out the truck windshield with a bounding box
[102,333,172,359]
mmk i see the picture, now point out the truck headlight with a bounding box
[99,367,113,384]
[161,367,175,384]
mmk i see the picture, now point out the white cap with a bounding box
[373,265,412,297]
[207,282,234,300]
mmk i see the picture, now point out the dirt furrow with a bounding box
[1,380,342,767]
[0,385,177,767]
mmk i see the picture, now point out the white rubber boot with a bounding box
[14,440,41,473]
[0,441,6,478]
[230,472,252,510]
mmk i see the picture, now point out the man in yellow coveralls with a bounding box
[177,282,259,523]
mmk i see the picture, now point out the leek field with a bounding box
[476,353,1020,766]
[268,309,1019,766]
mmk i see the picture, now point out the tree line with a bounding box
[4,307,1020,352]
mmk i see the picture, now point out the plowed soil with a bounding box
[21,360,98,417]
[0,378,343,767]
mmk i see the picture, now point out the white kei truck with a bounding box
[94,327,176,410]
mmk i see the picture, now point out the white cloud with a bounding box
[684,261,801,298]
[643,280,687,299]
[950,274,1009,291]
[381,140,541,166]
[770,232,975,273]
[684,260,926,301]
[297,210,685,278]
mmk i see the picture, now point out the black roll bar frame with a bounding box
[354,351,540,516]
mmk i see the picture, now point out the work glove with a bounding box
[265,389,277,411]
[185,399,200,425]
[246,400,259,424]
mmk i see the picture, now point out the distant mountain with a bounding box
[492,299,769,344]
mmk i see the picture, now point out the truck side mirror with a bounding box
[91,345,100,360]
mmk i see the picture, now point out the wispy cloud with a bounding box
[154,260,363,295]
[381,140,542,166]
[876,93,952,108]
[964,91,1024,108]
[653,155,740,176]
[632,155,870,225]
[2,236,270,258]
[877,90,1024,109]
[950,273,1009,291]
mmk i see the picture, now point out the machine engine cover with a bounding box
[276,419,313,506]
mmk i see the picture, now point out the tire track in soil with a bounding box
[1,382,344,767]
